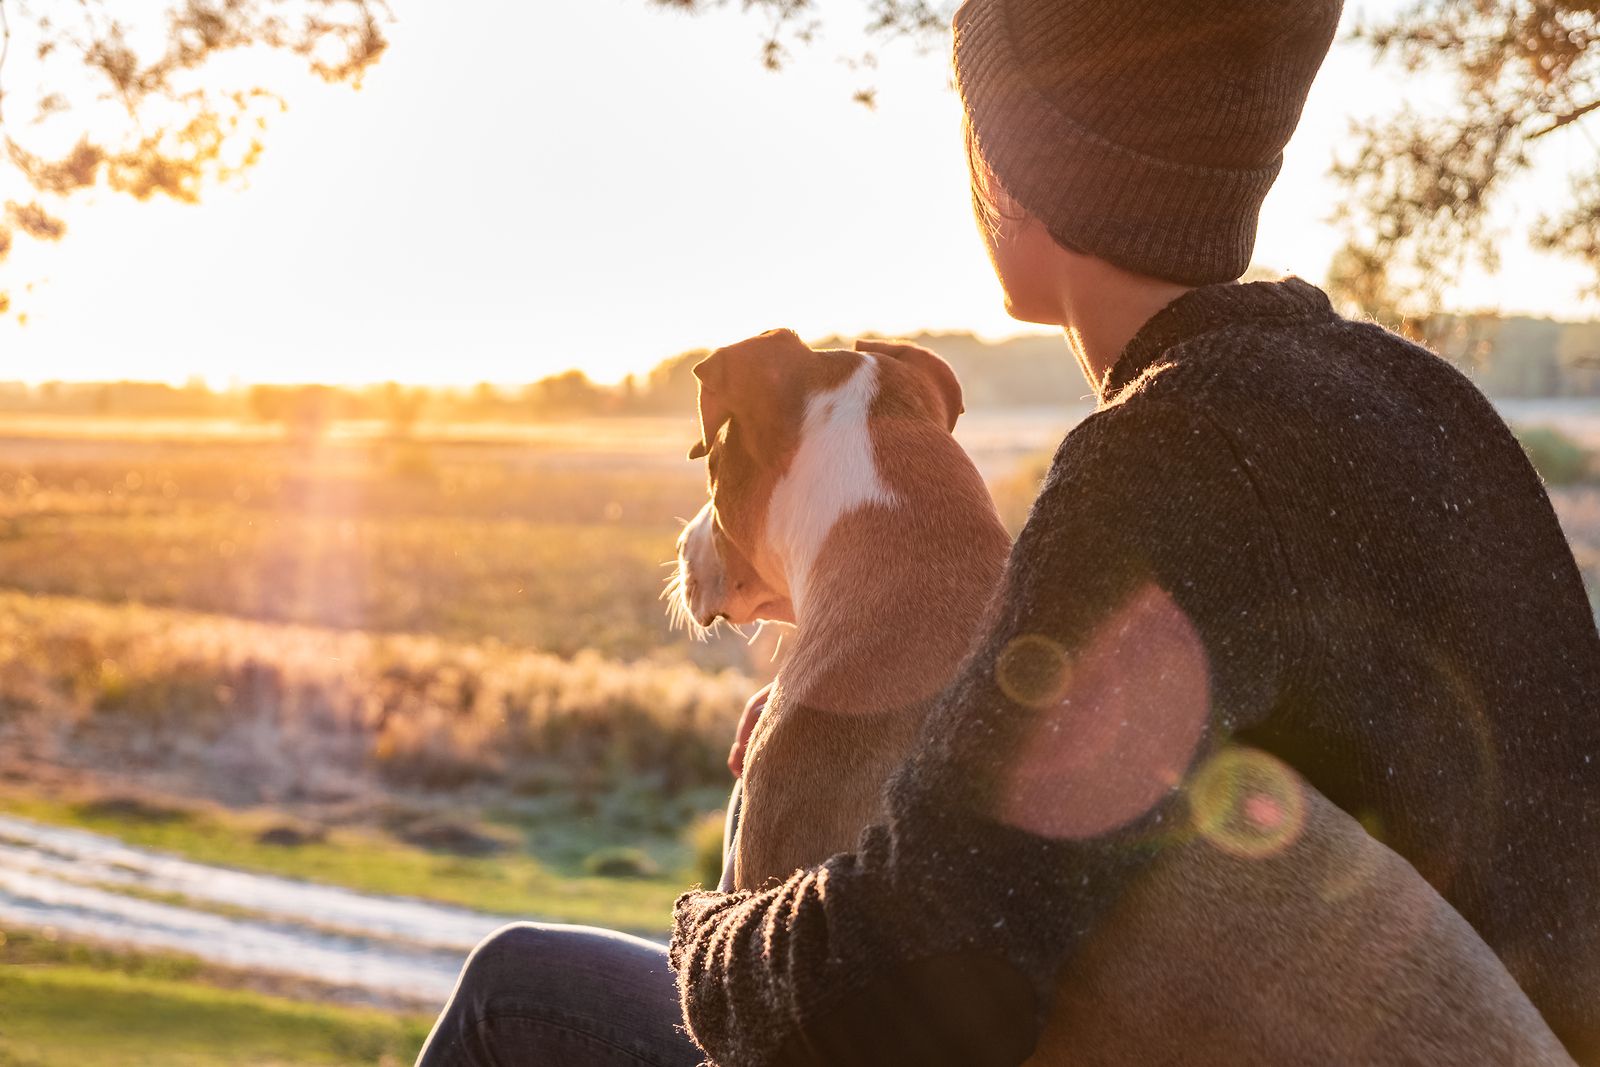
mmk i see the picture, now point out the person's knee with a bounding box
[455,922,556,1008]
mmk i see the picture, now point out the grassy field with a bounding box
[0,786,719,934]
[0,418,753,1067]
[0,930,430,1066]
[0,588,750,798]
[0,419,761,861]
[0,425,746,666]
[2,412,1597,836]
[2,411,1599,1067]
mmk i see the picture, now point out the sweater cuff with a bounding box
[669,888,750,972]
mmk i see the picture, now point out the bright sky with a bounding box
[2,0,1598,386]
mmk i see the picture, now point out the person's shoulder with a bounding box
[1041,388,1245,498]
[1120,313,1388,395]
[1116,302,1492,429]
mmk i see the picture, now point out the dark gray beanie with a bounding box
[954,0,1344,285]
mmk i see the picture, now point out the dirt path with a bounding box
[0,813,520,1005]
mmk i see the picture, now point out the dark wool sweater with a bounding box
[670,279,1600,1066]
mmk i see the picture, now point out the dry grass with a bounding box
[0,590,750,801]
[0,430,759,669]
[5,424,1595,805]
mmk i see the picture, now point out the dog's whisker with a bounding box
[660,566,714,642]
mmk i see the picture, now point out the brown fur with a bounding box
[735,417,1011,884]
[685,333,1571,1064]
[1032,783,1569,1065]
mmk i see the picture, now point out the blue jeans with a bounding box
[413,923,704,1067]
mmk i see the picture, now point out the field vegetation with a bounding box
[2,411,1599,1067]
[0,418,764,1065]
[0,786,713,934]
[0,425,754,666]
[0,928,430,1067]
[0,590,747,800]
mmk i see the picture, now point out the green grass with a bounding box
[0,964,430,1067]
[0,791,699,935]
[1516,424,1594,486]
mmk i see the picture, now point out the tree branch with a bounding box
[1528,98,1600,140]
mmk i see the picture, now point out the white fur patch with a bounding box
[672,500,723,631]
[765,355,895,614]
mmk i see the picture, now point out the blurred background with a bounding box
[1,1,1598,1064]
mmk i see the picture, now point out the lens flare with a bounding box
[994,585,1211,840]
[995,633,1069,708]
[1190,747,1306,859]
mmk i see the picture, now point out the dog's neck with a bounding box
[763,357,896,624]
[773,424,1012,716]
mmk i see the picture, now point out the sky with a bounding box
[1,0,1598,386]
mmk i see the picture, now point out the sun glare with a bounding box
[0,0,1595,390]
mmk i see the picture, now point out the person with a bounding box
[416,1,1600,1064]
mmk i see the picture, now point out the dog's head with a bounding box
[669,328,964,632]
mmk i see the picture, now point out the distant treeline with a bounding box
[0,357,709,431]
[5,316,1600,425]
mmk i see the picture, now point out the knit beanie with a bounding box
[954,0,1344,285]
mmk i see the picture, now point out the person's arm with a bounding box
[729,682,773,777]
[671,398,1297,1067]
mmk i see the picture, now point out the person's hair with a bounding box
[964,116,1023,240]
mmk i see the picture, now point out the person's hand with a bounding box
[729,683,774,778]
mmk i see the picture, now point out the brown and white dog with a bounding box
[672,329,1571,1065]
[671,328,1010,887]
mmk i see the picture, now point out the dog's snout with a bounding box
[669,501,730,634]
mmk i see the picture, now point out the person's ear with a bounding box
[855,338,965,432]
[688,329,815,461]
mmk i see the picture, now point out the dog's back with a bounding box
[735,404,1011,887]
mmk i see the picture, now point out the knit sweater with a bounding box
[669,279,1600,1066]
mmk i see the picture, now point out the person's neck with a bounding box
[1056,260,1198,402]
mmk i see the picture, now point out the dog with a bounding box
[673,329,1010,886]
[672,328,1571,1065]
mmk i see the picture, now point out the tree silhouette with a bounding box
[0,0,389,315]
[1330,1,1600,326]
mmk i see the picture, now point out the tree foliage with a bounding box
[650,0,952,70]
[666,1,1600,330]
[1330,0,1600,327]
[0,0,390,314]
[5,0,1597,336]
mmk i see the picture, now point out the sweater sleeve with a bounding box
[671,397,1296,1066]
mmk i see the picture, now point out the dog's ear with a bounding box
[854,339,964,432]
[689,329,814,461]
